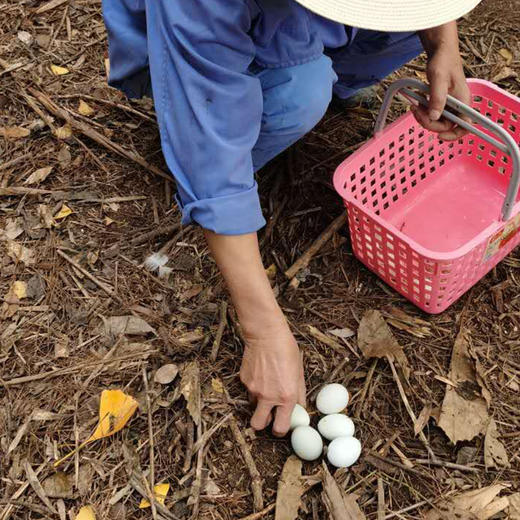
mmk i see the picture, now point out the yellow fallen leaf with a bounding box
[211,378,224,394]
[78,100,95,116]
[51,64,70,76]
[54,204,73,220]
[1,126,30,139]
[499,48,514,66]
[139,483,170,509]
[75,506,96,520]
[87,389,138,442]
[54,389,138,467]
[55,124,73,139]
[104,216,114,226]
[12,281,27,299]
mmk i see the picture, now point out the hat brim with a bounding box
[294,0,482,32]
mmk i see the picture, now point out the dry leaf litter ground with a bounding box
[1,0,520,518]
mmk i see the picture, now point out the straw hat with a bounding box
[294,0,483,32]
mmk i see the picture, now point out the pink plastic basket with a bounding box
[334,78,520,314]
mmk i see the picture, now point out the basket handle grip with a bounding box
[374,78,520,221]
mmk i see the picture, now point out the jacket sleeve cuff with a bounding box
[178,183,266,235]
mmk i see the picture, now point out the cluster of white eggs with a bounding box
[290,383,361,468]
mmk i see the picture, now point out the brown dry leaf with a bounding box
[55,124,73,139]
[357,310,410,379]
[25,166,53,185]
[509,494,520,519]
[322,464,366,520]
[43,472,73,499]
[54,337,70,358]
[103,315,156,337]
[180,361,201,426]
[38,204,55,229]
[484,419,510,469]
[438,329,489,443]
[0,126,30,139]
[328,327,355,339]
[181,284,203,301]
[7,417,31,454]
[78,100,95,116]
[275,456,303,520]
[499,48,514,65]
[1,218,24,240]
[17,30,33,46]
[51,64,70,76]
[6,240,35,265]
[154,364,179,385]
[492,66,517,83]
[424,484,509,520]
[75,506,96,520]
[57,145,72,167]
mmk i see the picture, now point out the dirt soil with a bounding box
[1,0,520,519]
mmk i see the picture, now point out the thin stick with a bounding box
[1,351,154,387]
[307,325,347,355]
[210,301,228,362]
[0,187,56,196]
[104,223,180,258]
[377,478,385,520]
[57,93,156,123]
[229,415,264,511]
[285,213,347,280]
[388,358,437,462]
[189,425,205,520]
[182,419,194,474]
[1,463,46,520]
[384,501,429,519]
[414,459,479,473]
[355,359,378,419]
[238,503,276,520]
[142,367,158,520]
[28,88,172,182]
[57,249,122,303]
[0,153,32,173]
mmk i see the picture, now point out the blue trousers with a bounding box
[252,30,422,170]
[122,30,422,174]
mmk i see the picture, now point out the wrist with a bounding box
[420,21,459,57]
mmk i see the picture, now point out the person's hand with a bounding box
[240,321,306,437]
[415,25,472,141]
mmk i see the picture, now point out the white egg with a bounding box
[317,414,355,441]
[291,426,323,461]
[290,404,310,430]
[327,436,362,468]
[316,383,349,414]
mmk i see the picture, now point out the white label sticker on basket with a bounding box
[483,214,520,262]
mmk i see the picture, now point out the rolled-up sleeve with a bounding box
[144,0,265,235]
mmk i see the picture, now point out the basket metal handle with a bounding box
[374,78,520,221]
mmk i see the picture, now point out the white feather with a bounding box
[143,252,169,272]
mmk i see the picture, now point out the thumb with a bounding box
[427,72,449,122]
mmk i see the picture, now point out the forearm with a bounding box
[419,21,460,56]
[204,230,285,335]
